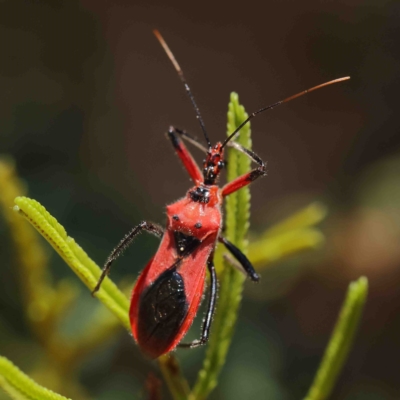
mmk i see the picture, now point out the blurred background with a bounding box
[0,0,400,399]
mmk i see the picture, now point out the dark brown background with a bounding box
[0,0,400,399]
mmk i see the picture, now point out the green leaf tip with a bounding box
[226,91,251,247]
[0,356,71,400]
[229,91,238,101]
[304,276,368,400]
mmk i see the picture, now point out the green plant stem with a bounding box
[0,356,71,400]
[192,92,251,399]
[304,276,368,400]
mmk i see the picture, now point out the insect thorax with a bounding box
[189,186,210,203]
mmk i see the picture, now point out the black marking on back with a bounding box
[189,186,210,203]
[174,231,201,256]
[137,269,188,358]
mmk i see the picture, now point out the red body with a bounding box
[124,136,261,358]
[130,186,222,358]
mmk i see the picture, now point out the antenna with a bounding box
[154,30,212,149]
[221,77,350,149]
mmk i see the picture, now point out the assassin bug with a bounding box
[92,30,349,359]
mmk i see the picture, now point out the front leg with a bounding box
[221,141,267,197]
[167,126,203,184]
[92,221,164,295]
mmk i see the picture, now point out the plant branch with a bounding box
[0,356,71,400]
[192,92,251,399]
[304,276,368,400]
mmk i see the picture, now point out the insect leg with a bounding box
[219,236,260,282]
[167,126,204,183]
[178,257,217,348]
[92,221,164,295]
[174,127,208,153]
[221,141,267,197]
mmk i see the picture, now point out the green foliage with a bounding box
[192,92,252,399]
[0,356,71,400]
[13,196,130,331]
[0,94,368,400]
[305,277,368,400]
[249,202,327,267]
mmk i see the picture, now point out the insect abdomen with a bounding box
[136,268,188,358]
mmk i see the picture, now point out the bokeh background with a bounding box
[1,0,400,399]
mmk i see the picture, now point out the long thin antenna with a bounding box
[221,76,350,148]
[154,30,212,149]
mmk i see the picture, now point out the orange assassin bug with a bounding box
[92,30,350,359]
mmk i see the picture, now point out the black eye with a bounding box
[172,215,179,221]
[195,222,202,229]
